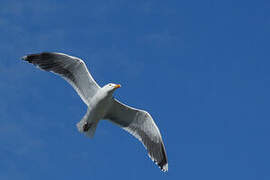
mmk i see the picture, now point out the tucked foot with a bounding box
[82,122,92,132]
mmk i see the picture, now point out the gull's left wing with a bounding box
[105,99,168,172]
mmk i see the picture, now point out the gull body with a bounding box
[77,84,120,137]
[22,52,168,172]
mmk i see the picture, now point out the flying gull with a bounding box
[22,52,168,172]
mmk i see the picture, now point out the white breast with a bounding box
[87,89,113,123]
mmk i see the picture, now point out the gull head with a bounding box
[103,83,121,93]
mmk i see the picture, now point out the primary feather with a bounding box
[22,52,100,105]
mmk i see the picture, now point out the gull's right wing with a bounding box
[22,52,100,105]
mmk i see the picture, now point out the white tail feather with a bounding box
[76,120,98,139]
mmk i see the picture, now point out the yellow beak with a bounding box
[114,84,121,89]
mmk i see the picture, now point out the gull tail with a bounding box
[76,120,98,138]
[76,108,99,139]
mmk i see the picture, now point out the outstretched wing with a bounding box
[105,99,168,172]
[22,52,100,105]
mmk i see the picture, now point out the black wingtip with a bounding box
[161,163,168,172]
[21,54,36,62]
[159,160,168,172]
[21,55,27,61]
[158,143,168,172]
[21,53,44,63]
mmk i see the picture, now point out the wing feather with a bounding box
[105,99,168,172]
[22,52,100,105]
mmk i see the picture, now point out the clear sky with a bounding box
[0,0,270,179]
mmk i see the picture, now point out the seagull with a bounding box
[22,52,168,172]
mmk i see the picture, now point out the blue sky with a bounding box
[0,0,270,179]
